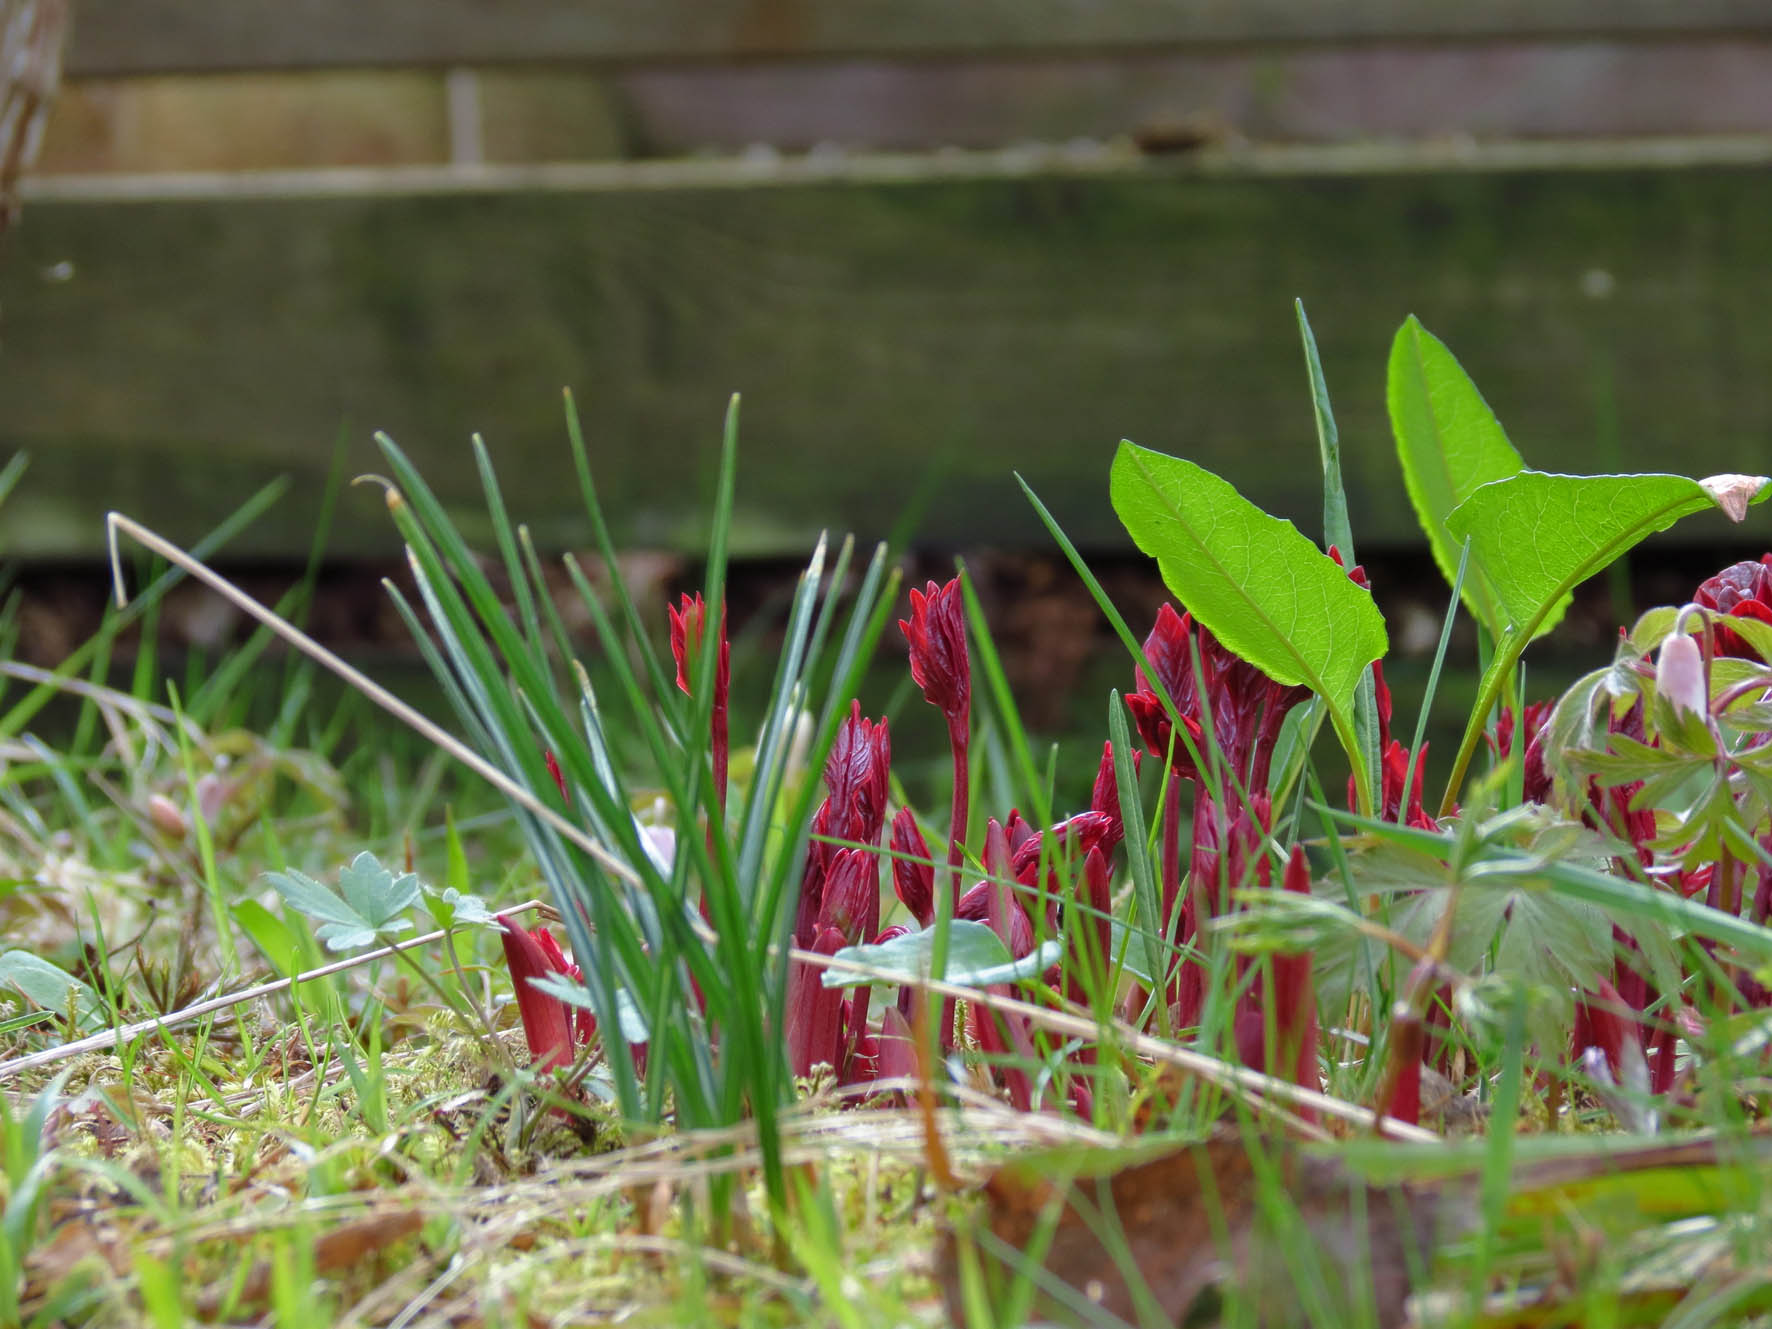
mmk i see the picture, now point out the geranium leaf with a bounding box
[1109,442,1387,804]
[1387,316,1524,639]
[264,852,419,952]
[423,884,494,929]
[337,851,422,927]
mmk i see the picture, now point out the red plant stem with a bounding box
[1374,1001,1424,1130]
[1159,778,1183,1009]
[939,717,969,1053]
[1716,852,1742,918]
[1375,955,1442,1129]
[712,694,729,816]
[945,717,969,911]
[1650,1020,1678,1094]
[1159,777,1183,929]
[843,985,873,1083]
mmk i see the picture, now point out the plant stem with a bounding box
[1439,632,1523,816]
[933,716,970,1054]
[389,935,514,1072]
[712,697,729,816]
[945,717,969,912]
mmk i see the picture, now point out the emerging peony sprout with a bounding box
[1124,603,1203,777]
[890,806,935,928]
[1125,602,1310,1022]
[668,593,732,813]
[901,578,972,912]
[794,702,891,948]
[497,917,593,1073]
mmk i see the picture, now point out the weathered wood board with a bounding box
[37,40,1772,176]
[62,0,1772,76]
[4,158,1772,559]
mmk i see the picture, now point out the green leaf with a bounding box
[531,972,652,1044]
[821,921,1063,991]
[1299,300,1356,564]
[1298,300,1381,816]
[233,898,304,980]
[264,851,420,951]
[1387,315,1525,639]
[1437,469,1770,812]
[1448,471,1771,643]
[1109,442,1388,800]
[423,884,494,929]
[0,952,103,1032]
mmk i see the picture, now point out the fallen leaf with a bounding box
[212,1209,425,1313]
[940,1127,1772,1327]
[937,1132,1434,1327]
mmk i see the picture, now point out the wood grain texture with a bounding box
[4,161,1772,558]
[62,0,1772,77]
[36,40,1772,176]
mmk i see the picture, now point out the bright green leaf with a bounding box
[1109,441,1388,795]
[1387,315,1525,638]
[233,898,304,979]
[1438,470,1772,813]
[1448,470,1771,643]
[0,952,102,1032]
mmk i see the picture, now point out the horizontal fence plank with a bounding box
[37,39,1772,176]
[64,1,1772,77]
[5,157,1772,560]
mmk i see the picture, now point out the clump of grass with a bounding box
[8,305,1772,1325]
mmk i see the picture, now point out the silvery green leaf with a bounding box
[530,972,650,1044]
[423,884,494,928]
[264,852,420,952]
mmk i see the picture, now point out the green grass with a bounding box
[5,382,1772,1328]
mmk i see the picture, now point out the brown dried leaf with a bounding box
[1699,473,1770,524]
[217,1209,425,1312]
[23,1210,134,1305]
[937,1132,1435,1328]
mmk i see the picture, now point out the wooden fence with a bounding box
[4,4,1772,557]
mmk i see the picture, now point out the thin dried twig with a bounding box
[106,513,642,891]
[798,944,1442,1143]
[0,898,548,1080]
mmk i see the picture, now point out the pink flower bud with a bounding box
[1657,630,1707,720]
[145,793,188,840]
